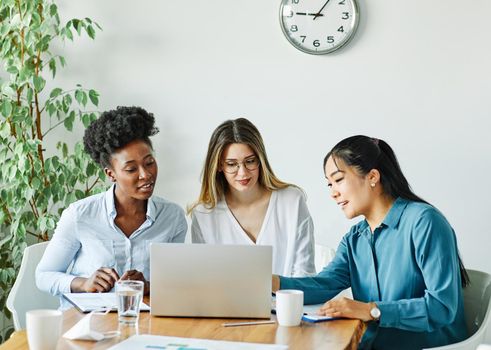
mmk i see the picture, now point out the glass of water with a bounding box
[115,280,144,325]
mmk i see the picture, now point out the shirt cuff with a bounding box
[59,274,77,294]
[278,276,289,290]
[376,301,400,327]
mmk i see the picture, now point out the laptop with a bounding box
[150,243,272,318]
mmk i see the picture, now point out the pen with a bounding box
[222,320,276,327]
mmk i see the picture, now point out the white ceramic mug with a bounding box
[26,309,63,350]
[276,289,304,327]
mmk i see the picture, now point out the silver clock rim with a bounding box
[279,0,360,55]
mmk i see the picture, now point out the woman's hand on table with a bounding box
[71,267,119,293]
[318,297,373,321]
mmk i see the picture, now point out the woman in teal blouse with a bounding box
[273,135,469,349]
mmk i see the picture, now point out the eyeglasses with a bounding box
[222,157,260,174]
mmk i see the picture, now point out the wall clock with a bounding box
[279,0,360,55]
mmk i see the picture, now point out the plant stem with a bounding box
[28,199,40,220]
[16,0,24,65]
[1,205,13,226]
[86,178,101,195]
[26,230,44,240]
[42,116,69,137]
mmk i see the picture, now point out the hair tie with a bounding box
[371,137,379,146]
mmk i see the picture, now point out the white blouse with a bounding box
[191,186,315,277]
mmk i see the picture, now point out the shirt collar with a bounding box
[354,197,408,236]
[105,184,117,219]
[146,196,156,222]
[105,183,156,223]
[381,197,408,229]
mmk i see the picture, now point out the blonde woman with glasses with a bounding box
[189,118,315,277]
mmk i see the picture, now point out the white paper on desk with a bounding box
[271,297,334,322]
[108,334,288,350]
[63,312,104,341]
[62,292,150,313]
[302,304,335,321]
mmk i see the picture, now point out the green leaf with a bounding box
[1,84,16,96]
[64,27,73,41]
[58,56,66,67]
[51,156,60,170]
[64,111,75,131]
[86,25,96,39]
[86,162,97,176]
[50,87,63,99]
[31,177,42,190]
[47,217,56,230]
[62,143,68,158]
[88,89,99,106]
[10,14,21,27]
[0,122,9,138]
[0,211,5,226]
[89,112,98,123]
[81,113,91,127]
[75,189,85,200]
[74,89,87,107]
[6,65,18,74]
[0,25,9,36]
[38,34,51,52]
[8,166,17,182]
[31,12,41,27]
[47,102,56,116]
[2,40,12,57]
[62,94,72,112]
[49,3,58,16]
[26,87,33,104]
[33,76,46,93]
[1,100,12,117]
[65,192,77,207]
[18,66,33,83]
[72,19,82,35]
[14,143,24,156]
[49,58,57,78]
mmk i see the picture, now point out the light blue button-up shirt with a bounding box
[36,185,187,300]
[280,198,467,349]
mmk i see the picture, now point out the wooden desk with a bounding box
[1,305,365,350]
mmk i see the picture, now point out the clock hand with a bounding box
[312,0,331,20]
[295,12,324,17]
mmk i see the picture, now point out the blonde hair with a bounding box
[188,118,292,214]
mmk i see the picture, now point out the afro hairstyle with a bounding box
[83,106,159,168]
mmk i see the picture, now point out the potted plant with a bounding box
[0,0,105,341]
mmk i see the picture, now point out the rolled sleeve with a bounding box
[35,205,81,296]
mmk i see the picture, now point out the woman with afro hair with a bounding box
[36,106,186,305]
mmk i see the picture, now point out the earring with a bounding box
[370,183,375,188]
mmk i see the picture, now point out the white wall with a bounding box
[54,1,491,274]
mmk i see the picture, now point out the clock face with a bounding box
[279,0,360,55]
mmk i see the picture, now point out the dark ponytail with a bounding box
[323,135,469,287]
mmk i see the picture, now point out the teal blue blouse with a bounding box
[280,198,467,349]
